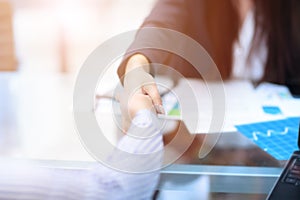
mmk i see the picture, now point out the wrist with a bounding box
[125,54,150,74]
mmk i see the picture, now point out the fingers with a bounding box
[119,89,156,133]
[123,67,165,115]
[118,88,131,133]
[128,93,155,117]
[121,116,131,134]
[142,84,165,114]
[123,68,153,93]
[121,60,166,131]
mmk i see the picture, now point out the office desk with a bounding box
[157,129,284,200]
[0,72,285,199]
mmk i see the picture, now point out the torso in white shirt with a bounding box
[231,9,267,82]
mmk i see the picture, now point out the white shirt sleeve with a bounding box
[86,109,163,200]
[0,110,163,200]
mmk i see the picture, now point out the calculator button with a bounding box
[288,173,300,179]
[293,165,300,170]
[291,170,300,175]
[295,159,300,165]
[286,178,297,184]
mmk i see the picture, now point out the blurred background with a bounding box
[0,0,156,161]
[5,0,156,73]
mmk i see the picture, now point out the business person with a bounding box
[118,0,300,114]
[0,93,163,200]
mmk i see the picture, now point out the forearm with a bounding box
[89,109,163,199]
[0,161,91,200]
[125,54,150,74]
[118,53,151,85]
[0,110,163,200]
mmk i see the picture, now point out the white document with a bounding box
[95,76,297,134]
[170,79,284,134]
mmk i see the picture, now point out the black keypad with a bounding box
[283,158,300,186]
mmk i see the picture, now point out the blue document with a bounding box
[236,117,300,160]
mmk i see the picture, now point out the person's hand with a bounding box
[123,54,165,115]
[119,91,155,132]
[128,93,155,119]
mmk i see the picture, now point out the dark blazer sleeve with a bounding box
[117,0,215,81]
[117,0,189,80]
[141,0,189,31]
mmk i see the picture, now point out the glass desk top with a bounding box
[0,73,288,200]
[153,120,285,200]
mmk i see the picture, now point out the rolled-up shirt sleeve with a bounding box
[0,110,163,200]
[88,109,163,200]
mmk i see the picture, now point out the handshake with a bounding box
[120,54,165,131]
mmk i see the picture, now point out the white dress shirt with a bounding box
[231,9,267,82]
[0,110,163,200]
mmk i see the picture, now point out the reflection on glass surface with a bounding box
[163,120,283,168]
[0,73,285,200]
[156,120,283,200]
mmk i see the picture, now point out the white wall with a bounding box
[11,0,157,74]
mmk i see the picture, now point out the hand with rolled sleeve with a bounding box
[123,54,164,111]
